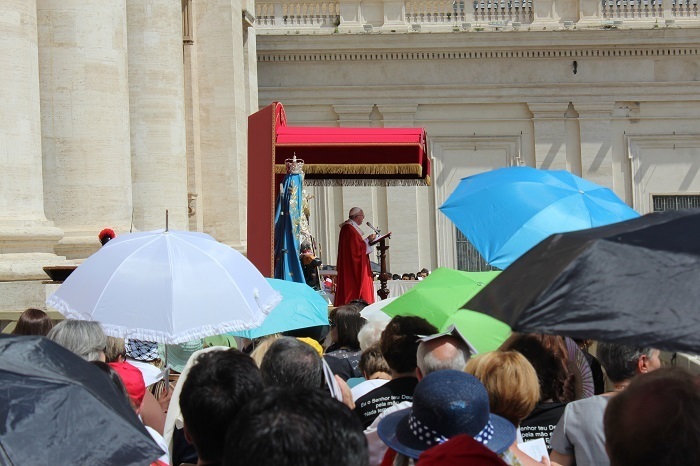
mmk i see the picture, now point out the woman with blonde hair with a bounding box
[466,351,553,466]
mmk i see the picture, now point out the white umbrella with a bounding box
[47,229,281,344]
[360,297,397,323]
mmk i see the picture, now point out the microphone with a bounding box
[366,222,381,235]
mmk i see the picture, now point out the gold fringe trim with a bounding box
[303,178,430,187]
[274,163,423,177]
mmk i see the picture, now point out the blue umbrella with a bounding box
[439,167,640,269]
[229,278,329,339]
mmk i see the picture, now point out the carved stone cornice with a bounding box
[259,45,700,62]
[257,28,700,63]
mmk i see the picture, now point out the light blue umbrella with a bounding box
[439,167,640,269]
[229,278,329,339]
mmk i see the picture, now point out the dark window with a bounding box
[455,229,499,272]
[652,194,700,212]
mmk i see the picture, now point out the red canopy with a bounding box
[273,105,429,185]
[247,102,430,275]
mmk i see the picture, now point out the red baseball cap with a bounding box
[109,361,146,408]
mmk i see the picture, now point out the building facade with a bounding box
[255,0,700,275]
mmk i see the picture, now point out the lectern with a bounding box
[369,232,392,300]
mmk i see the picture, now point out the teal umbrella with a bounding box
[229,278,329,339]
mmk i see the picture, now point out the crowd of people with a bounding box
[7,305,700,466]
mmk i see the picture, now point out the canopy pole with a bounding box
[165,210,169,232]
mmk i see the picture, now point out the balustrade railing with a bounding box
[256,2,340,28]
[255,0,700,32]
[602,0,664,19]
[472,0,534,23]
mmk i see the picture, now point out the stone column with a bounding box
[183,0,203,232]
[529,102,570,171]
[126,0,188,231]
[0,0,65,280]
[242,2,258,116]
[195,0,250,251]
[573,102,615,188]
[378,104,425,275]
[37,0,133,259]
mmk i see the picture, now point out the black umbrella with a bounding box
[0,335,163,465]
[464,209,700,355]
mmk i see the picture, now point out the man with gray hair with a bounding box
[260,336,325,390]
[416,329,473,378]
[334,207,376,306]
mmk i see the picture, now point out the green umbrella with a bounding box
[442,310,512,353]
[382,267,510,353]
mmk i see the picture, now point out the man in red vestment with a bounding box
[334,207,376,306]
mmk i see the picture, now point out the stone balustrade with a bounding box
[254,0,699,33]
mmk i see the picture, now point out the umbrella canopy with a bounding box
[360,297,398,323]
[439,166,640,269]
[441,310,513,354]
[464,209,700,355]
[47,229,281,344]
[0,335,163,465]
[229,278,329,339]
[382,268,501,330]
[379,268,510,352]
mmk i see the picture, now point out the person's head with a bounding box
[91,361,133,409]
[465,351,540,427]
[349,298,370,309]
[377,371,516,459]
[98,228,116,246]
[349,206,365,224]
[604,367,700,466]
[380,316,438,376]
[416,335,471,379]
[596,342,660,383]
[224,387,368,466]
[12,308,54,336]
[359,342,391,378]
[408,273,416,280]
[392,274,401,280]
[248,333,282,367]
[125,338,160,362]
[357,319,388,351]
[329,304,366,350]
[180,349,263,464]
[500,333,576,403]
[47,320,107,362]
[261,336,324,390]
[402,274,410,280]
[108,361,147,410]
[104,336,126,363]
